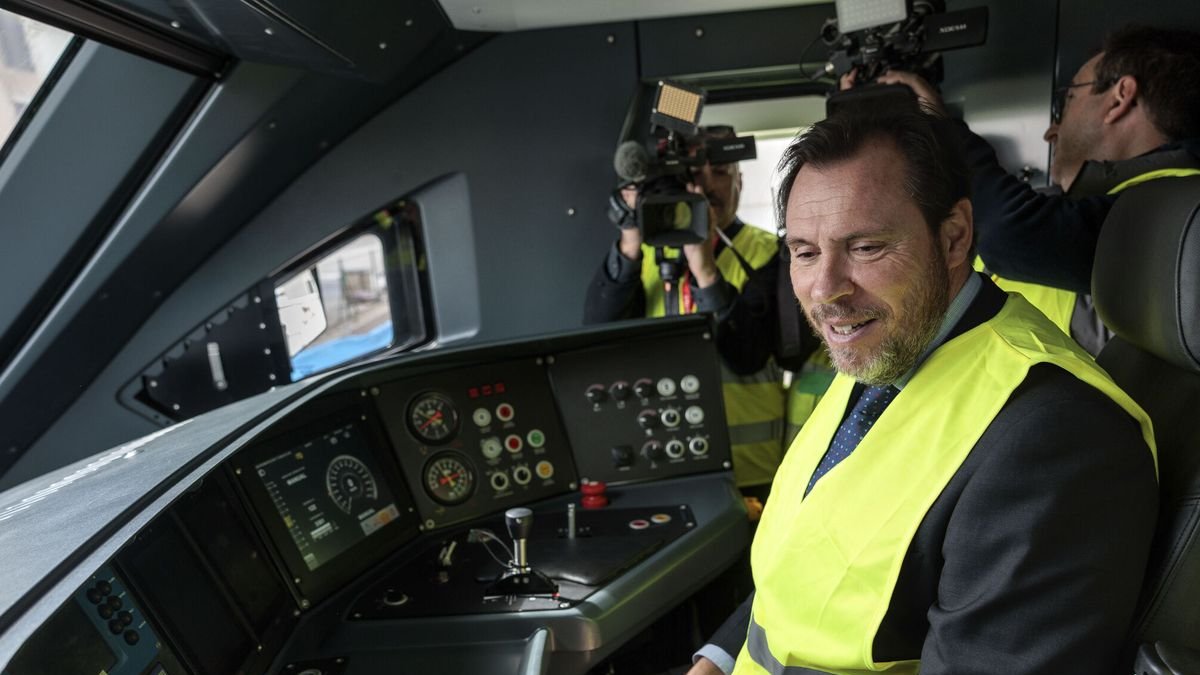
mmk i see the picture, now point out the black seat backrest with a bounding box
[1093,175,1200,650]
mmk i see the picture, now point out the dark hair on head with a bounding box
[774,107,971,236]
[1093,25,1200,141]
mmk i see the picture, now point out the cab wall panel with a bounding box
[1058,0,1200,82]
[242,22,638,344]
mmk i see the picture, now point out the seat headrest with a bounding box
[1093,175,1200,373]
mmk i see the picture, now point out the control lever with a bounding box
[483,507,558,600]
[507,507,533,570]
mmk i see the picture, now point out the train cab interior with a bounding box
[1,0,1200,674]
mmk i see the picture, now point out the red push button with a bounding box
[496,403,515,422]
[505,434,523,453]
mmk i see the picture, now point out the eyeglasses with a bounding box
[1050,79,1115,125]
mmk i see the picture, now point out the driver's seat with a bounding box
[1089,175,1200,673]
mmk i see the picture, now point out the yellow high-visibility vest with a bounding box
[734,293,1155,674]
[784,351,836,450]
[640,224,785,487]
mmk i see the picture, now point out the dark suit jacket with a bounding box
[710,276,1159,674]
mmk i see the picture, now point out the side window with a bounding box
[0,9,75,156]
[120,199,430,425]
[279,233,393,380]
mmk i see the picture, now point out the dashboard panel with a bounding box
[377,358,579,530]
[1,317,747,675]
[548,329,729,486]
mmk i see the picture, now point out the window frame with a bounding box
[0,25,81,170]
[117,196,431,425]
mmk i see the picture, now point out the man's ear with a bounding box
[940,198,973,269]
[1103,75,1139,125]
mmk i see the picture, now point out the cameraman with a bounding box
[583,124,785,502]
[865,25,1200,353]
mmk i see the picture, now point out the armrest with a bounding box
[1133,641,1200,674]
[517,628,551,675]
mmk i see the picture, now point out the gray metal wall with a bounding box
[2,23,637,487]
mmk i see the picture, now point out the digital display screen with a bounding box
[254,420,401,571]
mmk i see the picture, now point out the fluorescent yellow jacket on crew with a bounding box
[974,257,1075,333]
[734,293,1155,675]
[640,223,784,487]
[784,351,836,450]
[981,167,1200,335]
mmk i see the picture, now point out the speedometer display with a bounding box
[325,454,378,514]
[424,452,475,506]
[253,420,402,572]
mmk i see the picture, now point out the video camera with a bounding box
[821,0,987,113]
[612,81,757,248]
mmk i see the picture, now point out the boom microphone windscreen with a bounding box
[613,140,650,182]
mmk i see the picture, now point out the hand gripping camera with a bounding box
[821,0,988,114]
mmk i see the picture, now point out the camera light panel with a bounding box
[835,0,907,33]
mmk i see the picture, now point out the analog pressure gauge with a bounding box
[408,392,459,444]
[424,452,476,506]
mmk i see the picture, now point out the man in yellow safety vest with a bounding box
[688,108,1156,675]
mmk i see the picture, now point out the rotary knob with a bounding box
[586,385,607,404]
[637,409,659,429]
[642,440,665,462]
[610,381,631,401]
[633,379,655,399]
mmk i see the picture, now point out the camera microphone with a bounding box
[613,140,650,183]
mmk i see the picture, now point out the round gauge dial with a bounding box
[326,454,378,514]
[409,392,459,444]
[424,453,476,506]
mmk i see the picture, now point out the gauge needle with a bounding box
[420,411,443,430]
[439,472,460,486]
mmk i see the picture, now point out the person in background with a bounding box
[876,25,1200,354]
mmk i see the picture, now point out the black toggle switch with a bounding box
[97,604,114,620]
[611,445,634,468]
[106,596,122,611]
[123,630,140,646]
[118,611,133,626]
[86,588,104,604]
[108,619,123,635]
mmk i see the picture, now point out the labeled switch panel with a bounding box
[549,331,730,485]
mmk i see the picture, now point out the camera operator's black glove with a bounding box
[607,186,637,230]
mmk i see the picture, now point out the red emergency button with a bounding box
[580,481,608,509]
[496,403,515,422]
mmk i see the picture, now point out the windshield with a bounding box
[0,9,74,151]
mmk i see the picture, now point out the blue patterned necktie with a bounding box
[805,384,900,496]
